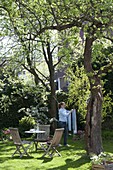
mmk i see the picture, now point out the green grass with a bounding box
[0,135,113,170]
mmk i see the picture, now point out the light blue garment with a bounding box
[67,109,77,134]
[59,108,70,123]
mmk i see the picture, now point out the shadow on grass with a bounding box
[37,156,53,163]
[0,142,34,164]
[59,145,84,152]
[46,154,90,170]
[0,147,15,153]
[12,155,34,159]
[0,155,34,163]
[0,156,11,163]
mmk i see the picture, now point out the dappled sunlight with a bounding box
[0,137,90,169]
[43,156,91,170]
[1,137,112,170]
[2,137,112,169]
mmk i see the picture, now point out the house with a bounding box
[54,67,69,92]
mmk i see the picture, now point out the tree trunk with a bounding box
[46,42,57,119]
[49,81,57,118]
[49,64,57,118]
[84,37,103,155]
[85,79,103,155]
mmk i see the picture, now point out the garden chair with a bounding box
[34,124,50,151]
[9,128,32,158]
[42,128,64,158]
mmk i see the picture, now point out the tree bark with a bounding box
[49,72,57,133]
[84,37,103,155]
[85,78,103,155]
[43,42,57,119]
[49,66,57,118]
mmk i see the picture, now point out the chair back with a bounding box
[38,125,50,140]
[51,128,64,146]
[9,128,22,145]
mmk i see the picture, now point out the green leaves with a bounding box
[67,65,90,117]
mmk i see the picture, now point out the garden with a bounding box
[0,132,113,170]
[0,136,89,170]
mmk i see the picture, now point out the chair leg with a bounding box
[50,147,61,157]
[34,141,38,151]
[12,150,17,157]
[42,145,62,157]
[12,144,32,158]
[34,141,43,151]
[50,150,55,157]
[42,145,51,157]
[21,145,30,157]
[12,146,22,157]
[54,147,61,156]
[40,143,47,151]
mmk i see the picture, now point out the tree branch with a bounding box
[22,64,50,91]
[50,45,57,54]
[41,43,49,65]
[35,67,49,81]
[0,60,7,67]
[84,37,95,73]
[53,55,64,68]
[98,62,113,75]
[103,36,113,43]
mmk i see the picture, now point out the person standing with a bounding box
[58,102,73,146]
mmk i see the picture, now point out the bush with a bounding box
[19,106,50,125]
[19,116,35,137]
[0,75,46,130]
[102,130,113,140]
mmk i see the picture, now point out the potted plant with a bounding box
[91,152,113,170]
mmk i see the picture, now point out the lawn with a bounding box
[0,135,113,170]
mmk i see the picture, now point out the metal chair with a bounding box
[42,128,64,158]
[9,128,32,158]
[34,124,50,151]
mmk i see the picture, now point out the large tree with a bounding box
[40,0,113,155]
[0,1,68,118]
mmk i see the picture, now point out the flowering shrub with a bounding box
[2,129,10,135]
[91,152,113,165]
[2,129,11,140]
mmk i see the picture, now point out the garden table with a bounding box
[25,129,45,139]
[25,129,45,134]
[25,129,46,151]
